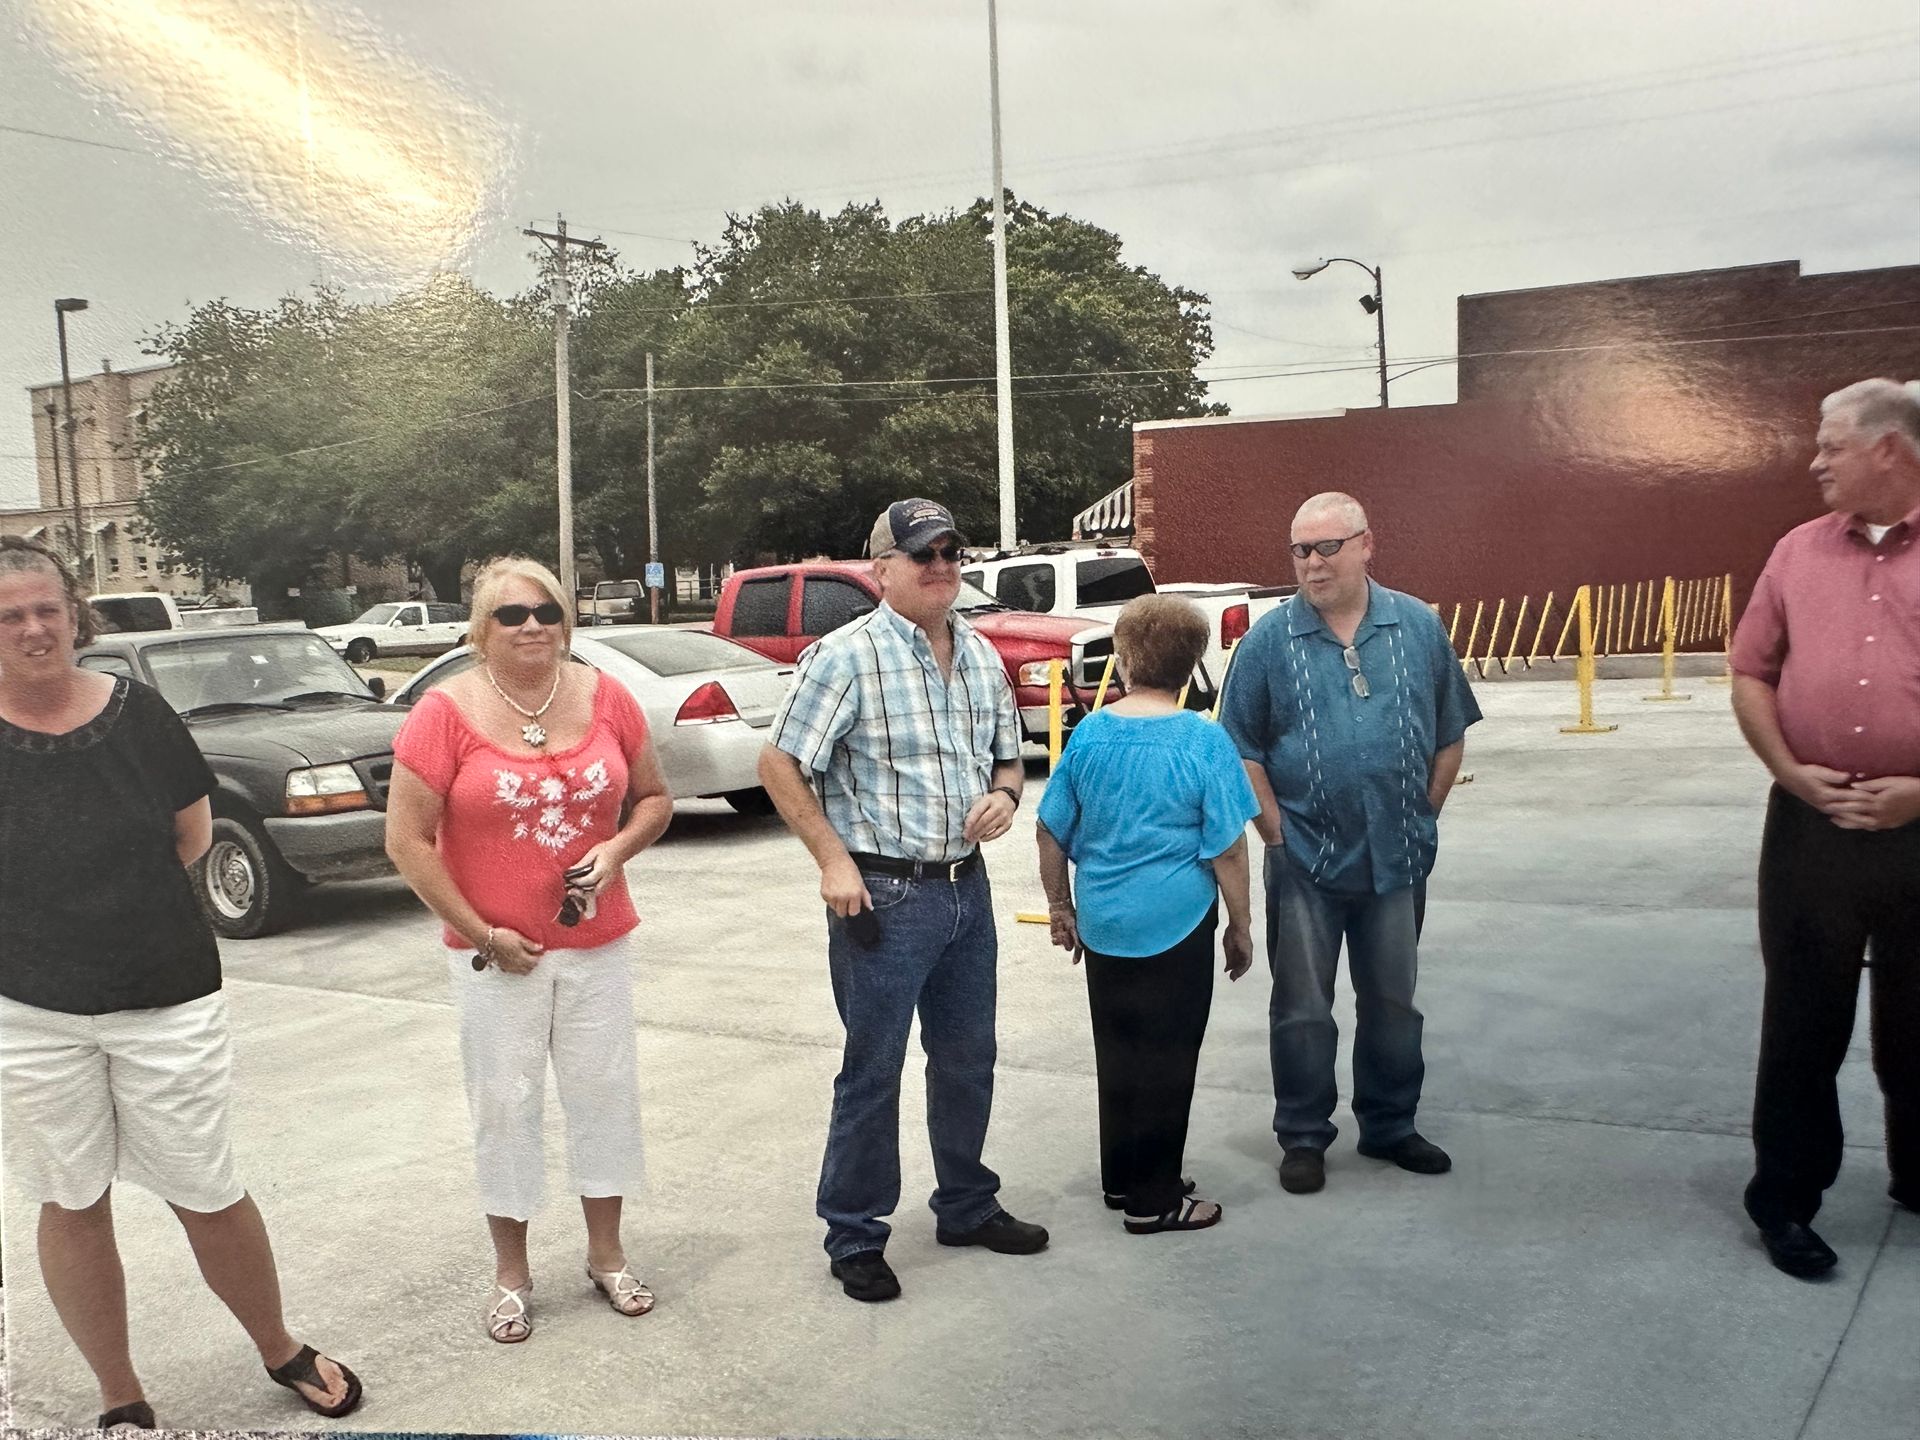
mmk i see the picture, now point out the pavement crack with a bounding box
[1790,1206,1898,1440]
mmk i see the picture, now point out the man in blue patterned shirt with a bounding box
[1219,492,1481,1197]
[759,497,1046,1303]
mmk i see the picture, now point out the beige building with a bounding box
[2,358,243,600]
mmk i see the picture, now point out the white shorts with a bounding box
[0,991,245,1214]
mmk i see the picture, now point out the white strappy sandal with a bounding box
[486,1282,532,1343]
[586,1262,656,1316]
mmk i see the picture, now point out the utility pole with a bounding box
[987,0,1017,551]
[522,216,607,606]
[645,351,660,625]
[54,298,89,589]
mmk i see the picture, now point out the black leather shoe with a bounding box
[935,1208,1049,1254]
[1278,1147,1326,1194]
[1889,1182,1918,1215]
[1754,1219,1838,1279]
[829,1249,901,1302]
[1357,1132,1452,1174]
[98,1401,156,1430]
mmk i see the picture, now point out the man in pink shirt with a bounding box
[1730,376,1920,1279]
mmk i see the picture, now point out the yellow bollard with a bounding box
[1047,658,1065,769]
[1091,652,1117,711]
[1559,585,1618,735]
[1643,576,1693,703]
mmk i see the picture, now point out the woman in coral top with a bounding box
[386,557,673,1344]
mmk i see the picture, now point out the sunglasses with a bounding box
[1290,531,1367,560]
[903,544,964,565]
[1343,645,1370,699]
[492,601,565,627]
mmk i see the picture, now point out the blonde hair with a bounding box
[1113,593,1210,692]
[466,556,572,648]
[0,534,97,646]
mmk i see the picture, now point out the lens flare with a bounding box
[22,0,515,281]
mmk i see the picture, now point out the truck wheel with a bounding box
[197,816,302,939]
[344,638,376,664]
[723,787,779,816]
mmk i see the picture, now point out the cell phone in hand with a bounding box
[845,907,881,947]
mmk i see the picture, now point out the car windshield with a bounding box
[145,633,376,712]
[952,580,1006,613]
[352,604,402,625]
[590,628,772,676]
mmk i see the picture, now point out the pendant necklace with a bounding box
[483,665,562,747]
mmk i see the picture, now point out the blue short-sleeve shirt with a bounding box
[1217,582,1481,895]
[1036,709,1260,957]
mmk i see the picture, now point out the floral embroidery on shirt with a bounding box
[494,765,603,852]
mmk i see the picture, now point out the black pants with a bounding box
[1084,906,1218,1217]
[1748,788,1920,1225]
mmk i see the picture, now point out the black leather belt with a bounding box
[849,850,982,882]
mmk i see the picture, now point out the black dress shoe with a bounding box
[1278,1147,1326,1194]
[1754,1220,1838,1279]
[1357,1132,1452,1174]
[935,1208,1049,1254]
[829,1249,901,1302]
[1889,1182,1918,1215]
[98,1401,156,1430]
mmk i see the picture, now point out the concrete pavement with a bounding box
[4,676,1915,1438]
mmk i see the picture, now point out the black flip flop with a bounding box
[265,1344,364,1419]
[97,1400,155,1429]
[1123,1193,1223,1235]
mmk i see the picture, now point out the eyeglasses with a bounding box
[904,544,964,565]
[492,601,565,627]
[1342,645,1370,699]
[1290,531,1367,560]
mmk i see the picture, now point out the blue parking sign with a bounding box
[645,562,665,589]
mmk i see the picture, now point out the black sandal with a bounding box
[1123,1193,1223,1235]
[1104,1176,1196,1211]
[265,1343,364,1419]
[97,1400,155,1429]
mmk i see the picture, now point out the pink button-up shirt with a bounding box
[1730,501,1920,780]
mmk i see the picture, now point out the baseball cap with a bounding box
[867,498,967,558]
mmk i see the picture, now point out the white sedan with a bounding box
[390,627,794,811]
[315,602,470,664]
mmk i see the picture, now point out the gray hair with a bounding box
[1821,378,1920,461]
[1292,491,1369,536]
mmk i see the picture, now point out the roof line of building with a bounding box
[1136,409,1348,433]
[23,359,174,393]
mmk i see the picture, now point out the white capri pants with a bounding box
[0,991,245,1214]
[447,936,646,1222]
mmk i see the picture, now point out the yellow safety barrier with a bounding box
[1559,585,1618,736]
[1091,653,1117,711]
[1046,658,1065,769]
[1643,576,1693,704]
[1711,572,1734,684]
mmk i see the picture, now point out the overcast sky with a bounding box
[2,0,1916,509]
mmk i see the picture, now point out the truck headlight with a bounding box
[285,763,370,816]
[1016,660,1065,687]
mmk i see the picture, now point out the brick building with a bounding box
[1133,259,1920,623]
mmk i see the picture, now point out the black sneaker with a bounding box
[1278,1147,1326,1194]
[829,1249,901,1302]
[1357,1132,1452,1174]
[935,1208,1050,1254]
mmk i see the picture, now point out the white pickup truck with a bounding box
[91,591,259,633]
[960,543,1294,699]
[313,601,470,664]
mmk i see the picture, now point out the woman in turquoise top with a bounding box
[1036,595,1259,1233]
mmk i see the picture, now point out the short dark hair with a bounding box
[0,534,97,646]
[1114,593,1209,692]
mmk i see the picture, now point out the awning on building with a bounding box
[91,518,115,536]
[23,525,47,541]
[1072,480,1133,538]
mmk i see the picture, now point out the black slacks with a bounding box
[1748,787,1920,1224]
[1084,905,1218,1217]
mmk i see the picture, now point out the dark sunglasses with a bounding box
[1290,530,1367,560]
[492,601,565,627]
[904,544,964,565]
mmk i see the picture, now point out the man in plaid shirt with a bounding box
[759,498,1049,1303]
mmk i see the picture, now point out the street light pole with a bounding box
[54,298,89,586]
[1292,258,1387,409]
[646,350,659,625]
[987,0,1017,551]
[44,402,64,511]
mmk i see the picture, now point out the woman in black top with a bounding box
[0,537,363,1428]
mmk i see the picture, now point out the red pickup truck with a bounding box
[709,560,1119,742]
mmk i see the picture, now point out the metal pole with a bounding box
[646,351,659,625]
[55,305,87,589]
[551,219,575,608]
[1373,266,1388,409]
[45,403,64,510]
[987,0,1017,551]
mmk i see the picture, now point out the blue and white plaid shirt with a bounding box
[769,602,1023,862]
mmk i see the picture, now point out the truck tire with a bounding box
[723,787,779,816]
[344,638,376,664]
[197,816,302,939]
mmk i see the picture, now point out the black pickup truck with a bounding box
[76,625,404,939]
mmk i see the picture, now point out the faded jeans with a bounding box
[1264,845,1426,1151]
[817,863,1002,1260]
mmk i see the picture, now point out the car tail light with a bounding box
[675,681,740,725]
[1221,602,1250,649]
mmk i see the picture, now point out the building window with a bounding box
[109,554,121,575]
[135,552,149,573]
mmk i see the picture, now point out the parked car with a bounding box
[76,626,403,939]
[708,561,1119,742]
[577,579,643,626]
[90,591,259,632]
[960,541,1295,692]
[390,627,793,813]
[314,601,469,664]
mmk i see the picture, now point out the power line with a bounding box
[0,122,145,155]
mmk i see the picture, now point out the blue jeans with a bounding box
[1264,845,1426,1151]
[818,863,1002,1260]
